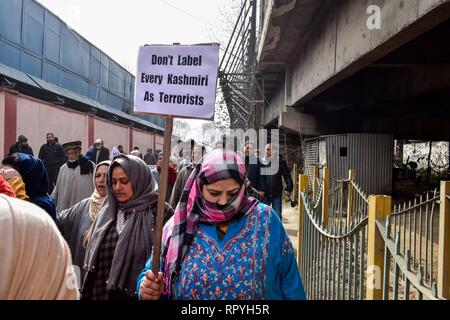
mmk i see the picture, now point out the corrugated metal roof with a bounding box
[0,62,37,87]
[0,62,164,132]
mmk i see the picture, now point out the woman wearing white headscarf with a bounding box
[57,160,111,281]
[0,194,79,300]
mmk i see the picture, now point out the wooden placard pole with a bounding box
[152,116,174,275]
[134,42,220,276]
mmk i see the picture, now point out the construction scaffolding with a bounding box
[218,0,303,168]
[218,0,264,130]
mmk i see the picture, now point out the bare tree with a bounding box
[173,120,189,139]
[207,0,245,129]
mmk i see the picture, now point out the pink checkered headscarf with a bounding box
[160,149,259,296]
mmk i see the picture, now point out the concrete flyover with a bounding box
[257,0,450,141]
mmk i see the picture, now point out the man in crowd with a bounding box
[261,143,293,219]
[178,139,195,168]
[38,133,66,194]
[92,138,110,164]
[51,141,94,212]
[178,150,190,170]
[130,147,142,159]
[9,135,34,156]
[244,141,266,200]
[169,144,206,208]
[151,152,178,202]
[117,145,125,154]
[144,148,157,165]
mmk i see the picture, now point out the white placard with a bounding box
[110,146,121,160]
[134,44,220,119]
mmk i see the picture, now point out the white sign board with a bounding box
[110,146,121,160]
[134,44,220,119]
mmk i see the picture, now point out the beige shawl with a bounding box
[0,195,80,300]
[88,161,111,221]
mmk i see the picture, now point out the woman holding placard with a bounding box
[137,149,306,300]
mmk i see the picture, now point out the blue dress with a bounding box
[137,203,306,300]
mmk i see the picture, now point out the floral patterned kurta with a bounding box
[137,203,306,300]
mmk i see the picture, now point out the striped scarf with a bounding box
[161,150,259,296]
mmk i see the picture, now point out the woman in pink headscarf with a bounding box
[137,149,306,300]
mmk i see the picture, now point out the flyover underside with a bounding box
[260,0,450,141]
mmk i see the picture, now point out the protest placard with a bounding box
[134,43,220,274]
[134,44,220,119]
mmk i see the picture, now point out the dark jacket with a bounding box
[9,143,34,156]
[261,155,293,198]
[38,142,66,168]
[93,147,110,164]
[245,155,266,192]
[143,153,157,165]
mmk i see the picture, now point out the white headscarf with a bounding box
[89,161,111,221]
[0,195,80,300]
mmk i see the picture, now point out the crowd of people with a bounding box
[0,133,304,300]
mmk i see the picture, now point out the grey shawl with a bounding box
[57,161,110,283]
[51,163,95,212]
[57,198,92,281]
[83,154,171,294]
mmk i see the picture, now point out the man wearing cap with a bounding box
[8,135,34,156]
[38,133,66,194]
[91,138,110,164]
[51,141,94,212]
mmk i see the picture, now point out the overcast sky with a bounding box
[36,0,236,143]
[37,0,233,74]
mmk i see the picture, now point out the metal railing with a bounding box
[297,167,450,300]
[349,180,369,220]
[300,190,368,300]
[377,190,442,300]
[299,170,370,300]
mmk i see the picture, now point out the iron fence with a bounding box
[298,167,449,300]
[300,174,369,300]
[377,190,442,300]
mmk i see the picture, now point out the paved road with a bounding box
[281,201,299,256]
